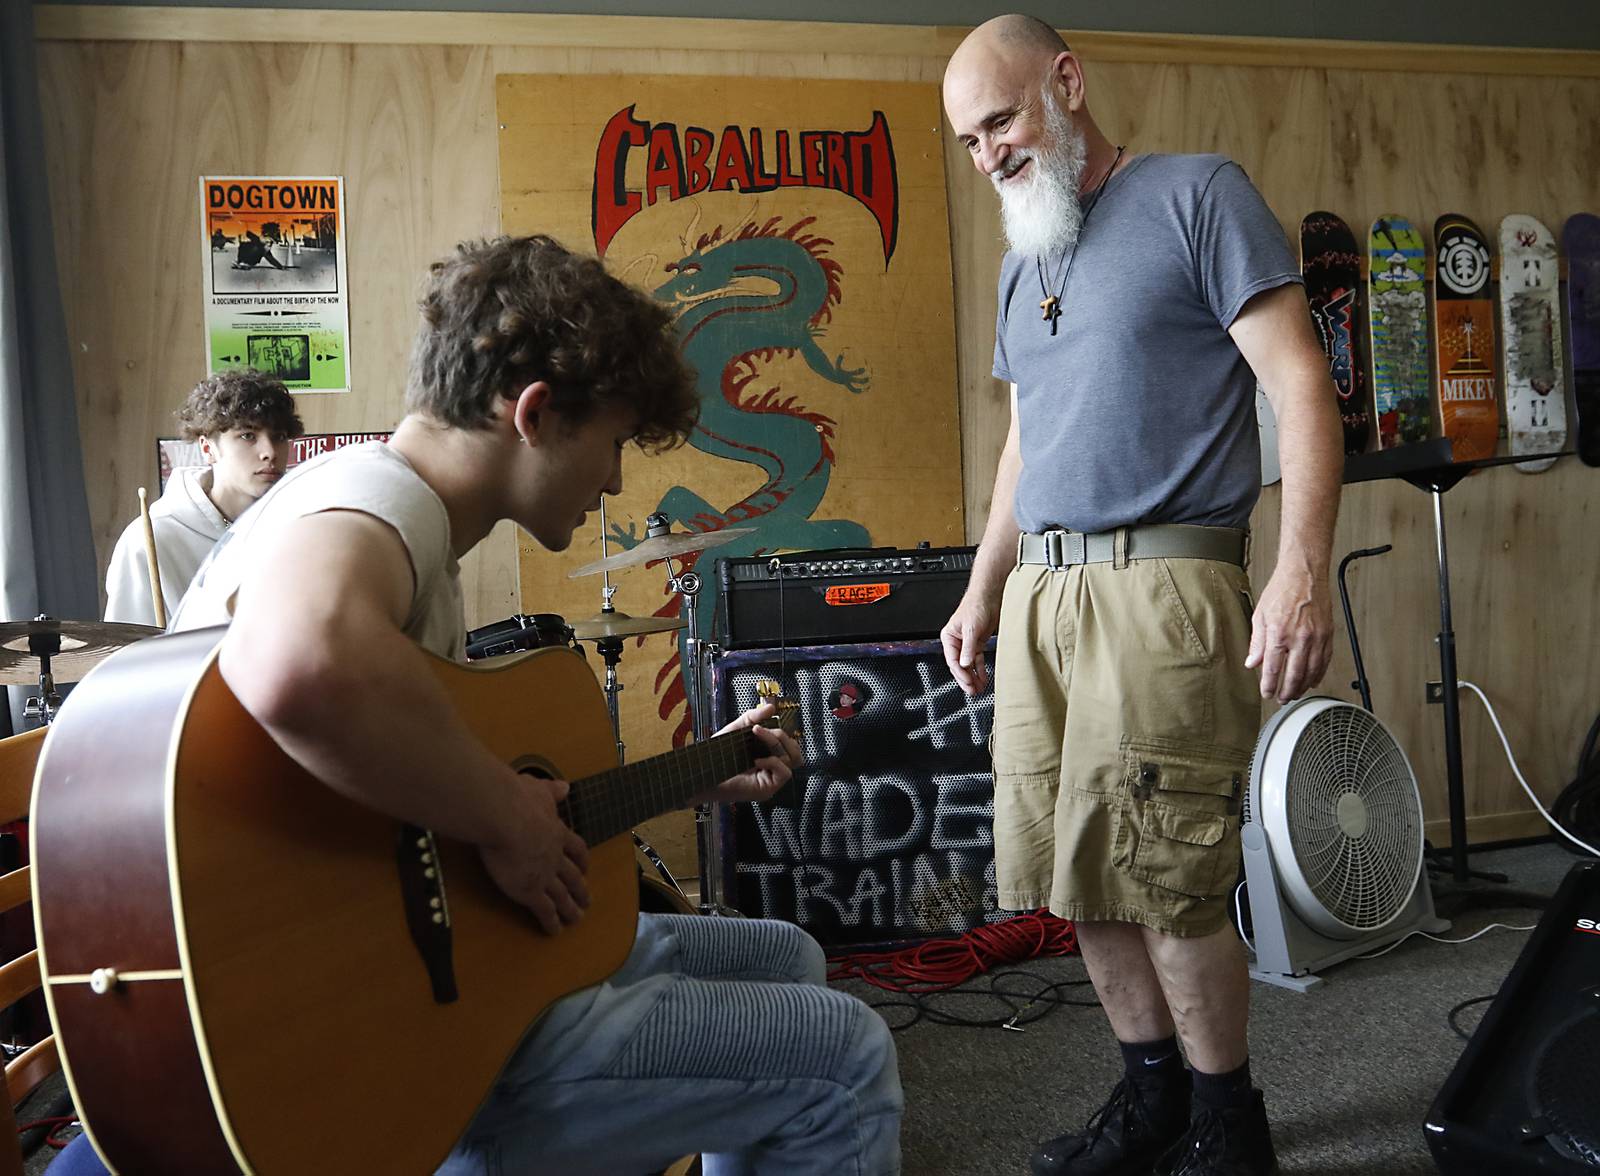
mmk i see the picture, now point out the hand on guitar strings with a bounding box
[693,702,804,806]
[479,774,592,935]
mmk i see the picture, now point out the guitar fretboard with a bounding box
[558,731,755,846]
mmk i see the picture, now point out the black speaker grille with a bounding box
[1531,994,1600,1166]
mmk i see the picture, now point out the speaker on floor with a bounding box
[707,639,1000,948]
[1426,860,1600,1173]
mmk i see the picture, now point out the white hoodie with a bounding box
[104,465,230,626]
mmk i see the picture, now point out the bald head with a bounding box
[944,13,1078,132]
[947,14,1068,81]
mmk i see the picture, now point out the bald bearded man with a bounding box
[940,15,1342,1176]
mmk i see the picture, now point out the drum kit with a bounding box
[0,616,161,725]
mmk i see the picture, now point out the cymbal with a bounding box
[0,617,161,685]
[568,611,688,641]
[568,527,755,578]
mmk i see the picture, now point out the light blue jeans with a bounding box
[437,914,902,1176]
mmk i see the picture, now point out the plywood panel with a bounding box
[34,17,1600,880]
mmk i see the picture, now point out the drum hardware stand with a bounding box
[22,617,62,727]
[594,500,627,766]
[1344,438,1563,915]
[641,511,739,917]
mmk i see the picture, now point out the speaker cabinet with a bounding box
[707,639,1001,947]
[1426,860,1600,1173]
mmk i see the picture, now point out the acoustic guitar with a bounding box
[30,626,793,1174]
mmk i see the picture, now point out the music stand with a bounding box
[1343,437,1567,913]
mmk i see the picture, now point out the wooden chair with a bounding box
[0,727,57,1176]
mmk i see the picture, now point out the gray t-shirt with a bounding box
[994,153,1300,535]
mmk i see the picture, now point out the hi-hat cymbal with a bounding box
[568,611,689,641]
[568,527,755,578]
[0,617,161,685]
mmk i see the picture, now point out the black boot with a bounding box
[1030,1072,1192,1176]
[1154,1091,1279,1176]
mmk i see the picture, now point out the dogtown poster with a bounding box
[200,176,352,393]
[496,75,965,799]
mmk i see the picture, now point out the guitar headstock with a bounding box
[755,679,801,736]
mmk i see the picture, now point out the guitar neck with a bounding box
[562,729,757,846]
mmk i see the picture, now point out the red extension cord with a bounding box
[826,911,1077,993]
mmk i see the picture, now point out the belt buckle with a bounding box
[1043,530,1083,570]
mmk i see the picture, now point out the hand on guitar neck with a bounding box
[689,698,802,805]
[481,696,800,934]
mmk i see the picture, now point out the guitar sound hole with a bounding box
[514,756,558,780]
[514,757,573,825]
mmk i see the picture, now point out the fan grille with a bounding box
[1284,705,1423,931]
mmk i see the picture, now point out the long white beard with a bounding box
[993,93,1088,258]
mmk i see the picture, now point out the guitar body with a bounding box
[32,628,639,1174]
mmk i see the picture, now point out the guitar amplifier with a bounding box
[714,544,976,650]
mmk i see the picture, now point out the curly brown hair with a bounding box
[176,369,305,442]
[405,235,699,452]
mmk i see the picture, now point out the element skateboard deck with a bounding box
[1432,214,1499,463]
[1257,381,1280,486]
[1368,215,1432,448]
[1499,214,1567,473]
[1301,211,1370,454]
[1563,212,1600,467]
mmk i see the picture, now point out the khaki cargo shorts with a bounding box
[990,549,1261,937]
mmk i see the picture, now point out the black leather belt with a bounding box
[1017,524,1249,570]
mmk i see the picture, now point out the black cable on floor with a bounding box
[863,968,1100,1032]
[1447,993,1497,1041]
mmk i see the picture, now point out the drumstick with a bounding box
[138,486,167,628]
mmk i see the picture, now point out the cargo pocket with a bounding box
[1111,738,1245,899]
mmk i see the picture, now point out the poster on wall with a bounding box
[498,75,964,754]
[199,176,352,393]
[156,431,390,493]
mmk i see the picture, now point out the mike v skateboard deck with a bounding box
[1433,214,1499,463]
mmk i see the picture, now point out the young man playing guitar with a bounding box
[169,235,903,1174]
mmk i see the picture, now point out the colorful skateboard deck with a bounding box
[1301,211,1370,454]
[1499,214,1567,473]
[1368,215,1432,448]
[1256,381,1280,486]
[1432,214,1499,463]
[1563,213,1600,467]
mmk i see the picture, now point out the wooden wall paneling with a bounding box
[38,39,522,625]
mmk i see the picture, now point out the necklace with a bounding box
[1036,144,1125,335]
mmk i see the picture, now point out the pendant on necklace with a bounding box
[1040,295,1062,335]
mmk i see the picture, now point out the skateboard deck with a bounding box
[1301,211,1370,454]
[1368,215,1432,448]
[1432,214,1499,463]
[1256,381,1280,486]
[1563,212,1600,467]
[1499,213,1567,473]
